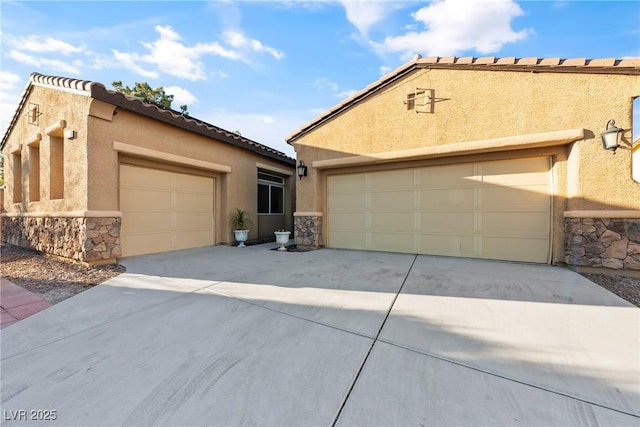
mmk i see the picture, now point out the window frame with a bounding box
[258,172,285,215]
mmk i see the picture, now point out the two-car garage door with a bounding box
[120,164,214,257]
[327,157,551,263]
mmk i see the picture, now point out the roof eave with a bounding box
[89,85,294,165]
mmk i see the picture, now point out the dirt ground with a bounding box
[1,244,639,307]
[1,244,124,304]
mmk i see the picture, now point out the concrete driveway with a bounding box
[1,245,638,426]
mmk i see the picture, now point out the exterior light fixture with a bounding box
[600,119,624,153]
[297,160,308,180]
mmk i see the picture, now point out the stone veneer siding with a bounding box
[565,218,640,270]
[294,215,322,250]
[1,215,121,264]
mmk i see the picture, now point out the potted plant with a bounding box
[274,228,291,251]
[230,208,252,248]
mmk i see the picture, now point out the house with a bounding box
[287,56,640,272]
[1,72,296,264]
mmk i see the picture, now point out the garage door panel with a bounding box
[329,193,366,211]
[482,236,549,263]
[370,169,414,189]
[370,190,414,210]
[481,158,549,185]
[121,166,172,189]
[328,174,366,191]
[327,157,551,263]
[419,234,476,257]
[420,212,475,233]
[329,231,366,250]
[370,232,416,253]
[481,185,550,210]
[120,165,214,257]
[174,173,211,192]
[175,192,214,211]
[122,212,172,234]
[121,232,173,257]
[175,212,213,231]
[420,164,475,187]
[482,212,550,235]
[371,212,414,231]
[121,188,172,211]
[329,212,366,230]
[420,188,475,210]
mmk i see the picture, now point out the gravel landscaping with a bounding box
[1,244,124,304]
[1,243,639,307]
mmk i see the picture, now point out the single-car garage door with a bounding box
[120,164,214,257]
[327,157,551,263]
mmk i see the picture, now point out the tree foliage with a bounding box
[111,81,188,115]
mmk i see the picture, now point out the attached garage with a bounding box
[327,157,551,263]
[120,164,215,257]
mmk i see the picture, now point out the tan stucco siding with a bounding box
[293,68,640,214]
[2,86,92,213]
[86,109,294,244]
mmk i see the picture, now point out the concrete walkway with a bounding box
[1,277,52,328]
[1,245,638,426]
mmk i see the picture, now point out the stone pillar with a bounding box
[1,213,121,265]
[565,217,640,271]
[293,212,323,250]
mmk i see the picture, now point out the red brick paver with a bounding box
[0,278,52,328]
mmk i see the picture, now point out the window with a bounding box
[28,142,40,202]
[258,172,284,214]
[50,136,64,199]
[12,150,22,203]
[406,90,425,111]
[633,97,639,183]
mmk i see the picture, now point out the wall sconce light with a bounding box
[64,129,77,140]
[297,160,308,180]
[600,119,624,153]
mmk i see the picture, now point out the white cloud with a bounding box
[223,31,285,60]
[313,77,356,100]
[110,25,283,81]
[7,50,82,75]
[137,25,240,81]
[379,65,393,75]
[313,77,339,92]
[336,89,357,99]
[8,35,85,55]
[339,1,395,36]
[371,0,531,58]
[0,71,25,135]
[164,86,198,106]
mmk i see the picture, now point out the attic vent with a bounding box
[404,88,434,113]
[26,103,42,125]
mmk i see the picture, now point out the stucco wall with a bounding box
[2,84,295,262]
[85,104,294,245]
[2,85,92,213]
[294,68,639,212]
[292,66,639,268]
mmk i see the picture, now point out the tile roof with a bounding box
[1,72,294,165]
[286,56,640,143]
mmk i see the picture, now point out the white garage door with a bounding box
[120,164,214,257]
[327,157,551,263]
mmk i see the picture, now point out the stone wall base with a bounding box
[1,215,121,265]
[294,214,322,250]
[565,218,640,271]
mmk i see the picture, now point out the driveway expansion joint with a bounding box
[331,254,419,427]
[376,337,640,419]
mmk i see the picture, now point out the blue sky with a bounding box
[1,1,639,157]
